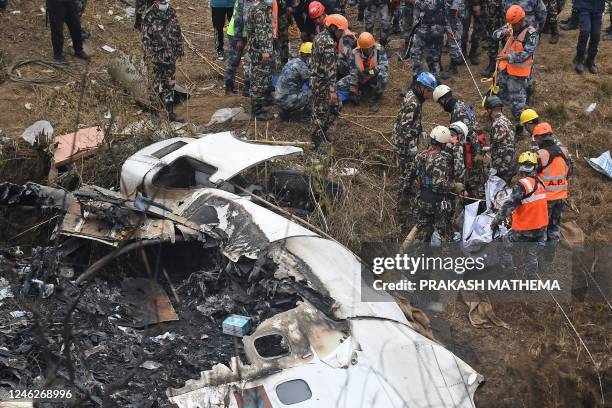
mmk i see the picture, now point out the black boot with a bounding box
[482,56,496,77]
[586,56,598,74]
[166,102,184,122]
[241,80,251,97]
[440,59,459,79]
[469,47,479,65]
[575,56,585,74]
[225,80,236,95]
[549,23,560,44]
[560,11,578,30]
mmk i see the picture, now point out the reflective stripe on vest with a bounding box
[272,0,279,39]
[511,177,549,231]
[537,147,570,200]
[353,48,377,83]
[499,26,533,77]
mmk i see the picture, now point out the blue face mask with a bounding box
[158,2,169,11]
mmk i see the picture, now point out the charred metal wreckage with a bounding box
[0,132,483,407]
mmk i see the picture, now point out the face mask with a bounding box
[158,2,169,11]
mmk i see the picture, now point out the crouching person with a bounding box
[337,32,389,112]
[275,42,313,120]
[491,151,549,277]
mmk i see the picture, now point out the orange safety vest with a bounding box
[537,146,570,200]
[272,0,279,39]
[353,48,377,83]
[499,26,534,77]
[511,176,549,231]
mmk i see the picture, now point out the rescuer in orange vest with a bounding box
[532,122,572,245]
[337,32,389,112]
[492,5,539,129]
[491,151,548,276]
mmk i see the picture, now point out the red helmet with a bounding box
[308,1,325,20]
[506,5,526,24]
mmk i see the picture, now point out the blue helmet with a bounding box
[415,72,437,90]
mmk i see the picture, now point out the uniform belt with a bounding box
[419,188,447,203]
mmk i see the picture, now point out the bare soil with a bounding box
[0,0,610,406]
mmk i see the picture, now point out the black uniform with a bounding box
[47,0,84,58]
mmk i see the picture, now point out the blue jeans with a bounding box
[577,10,603,59]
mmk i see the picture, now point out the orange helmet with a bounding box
[357,32,375,49]
[308,1,325,20]
[324,14,349,30]
[532,122,553,137]
[506,5,525,24]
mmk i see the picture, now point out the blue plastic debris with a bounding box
[222,314,252,337]
[337,90,349,102]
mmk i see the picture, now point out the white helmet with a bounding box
[449,121,469,138]
[433,84,451,103]
[430,126,452,144]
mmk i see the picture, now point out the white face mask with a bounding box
[158,2,169,11]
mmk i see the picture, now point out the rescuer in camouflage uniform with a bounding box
[364,0,392,45]
[493,11,539,123]
[410,0,450,79]
[393,71,437,204]
[225,0,256,94]
[543,0,559,43]
[310,14,347,149]
[433,85,487,199]
[275,43,312,119]
[441,0,465,78]
[337,32,389,112]
[337,30,357,79]
[246,0,274,120]
[274,0,290,70]
[400,0,414,54]
[142,0,184,122]
[481,0,502,77]
[462,0,483,64]
[485,95,516,183]
[403,126,462,242]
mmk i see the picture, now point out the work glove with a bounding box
[454,182,465,194]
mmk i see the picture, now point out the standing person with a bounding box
[364,0,391,46]
[481,0,503,77]
[491,151,548,276]
[410,0,449,79]
[493,5,538,125]
[402,126,463,243]
[310,14,348,149]
[275,42,313,120]
[393,71,437,207]
[211,0,235,60]
[442,0,465,79]
[46,0,90,62]
[337,32,389,112]
[276,0,291,67]
[532,122,572,246]
[484,94,516,183]
[246,0,274,120]
[574,0,605,74]
[543,0,559,43]
[225,0,255,94]
[142,0,184,122]
[462,0,482,65]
